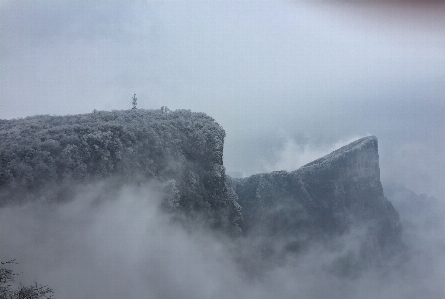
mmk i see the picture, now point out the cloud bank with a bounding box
[1,180,444,299]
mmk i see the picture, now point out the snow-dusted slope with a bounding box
[300,136,379,177]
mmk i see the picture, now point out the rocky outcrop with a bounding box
[0,109,242,234]
[0,110,402,254]
[228,136,402,261]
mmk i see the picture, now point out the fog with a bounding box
[1,1,445,297]
[0,180,444,299]
[261,135,365,173]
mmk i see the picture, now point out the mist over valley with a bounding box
[1,0,444,298]
[0,110,444,299]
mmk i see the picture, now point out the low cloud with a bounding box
[1,180,445,299]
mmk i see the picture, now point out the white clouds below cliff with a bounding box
[1,181,445,299]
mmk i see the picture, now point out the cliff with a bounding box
[0,109,241,233]
[228,136,402,262]
[0,110,402,259]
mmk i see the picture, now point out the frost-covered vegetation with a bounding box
[0,109,241,233]
[1,260,53,299]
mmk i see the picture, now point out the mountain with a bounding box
[228,136,403,264]
[0,109,242,234]
[0,110,403,263]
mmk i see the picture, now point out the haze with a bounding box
[1,0,444,197]
[1,180,445,299]
[1,1,445,298]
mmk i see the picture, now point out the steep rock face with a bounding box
[228,136,402,260]
[0,109,241,233]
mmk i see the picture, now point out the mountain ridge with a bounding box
[228,135,402,263]
[1,110,402,262]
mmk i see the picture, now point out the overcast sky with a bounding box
[1,0,444,197]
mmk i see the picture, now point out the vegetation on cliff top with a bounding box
[0,109,241,233]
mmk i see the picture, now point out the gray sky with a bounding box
[1,0,444,197]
